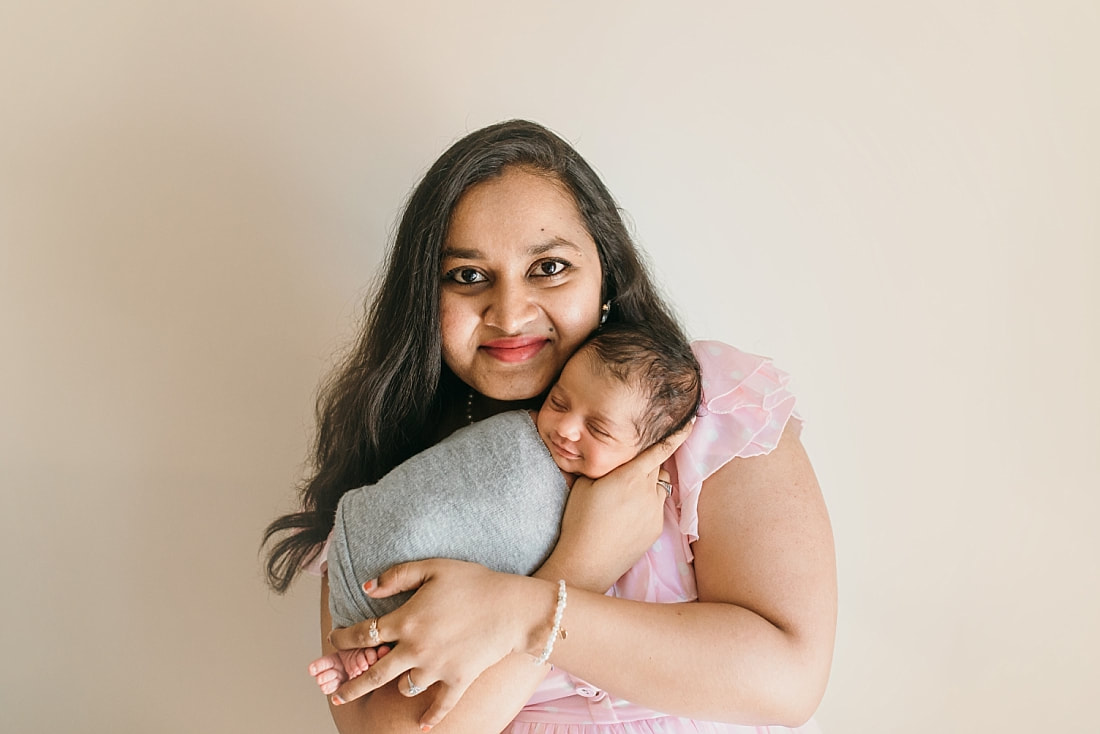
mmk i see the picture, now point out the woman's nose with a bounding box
[483,282,537,332]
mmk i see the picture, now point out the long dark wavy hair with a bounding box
[262,119,689,592]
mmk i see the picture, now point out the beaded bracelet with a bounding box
[533,579,567,665]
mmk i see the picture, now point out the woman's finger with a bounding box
[399,668,434,698]
[329,614,395,651]
[364,559,436,598]
[417,680,471,731]
[630,419,694,473]
[656,468,674,498]
[330,561,448,652]
[330,646,410,704]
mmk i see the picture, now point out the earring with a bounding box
[599,301,610,325]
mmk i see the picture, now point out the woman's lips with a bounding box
[480,336,548,363]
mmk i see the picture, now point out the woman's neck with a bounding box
[466,391,542,424]
[434,390,543,442]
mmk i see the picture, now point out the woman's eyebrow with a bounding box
[441,237,586,260]
[441,245,481,260]
[529,237,586,256]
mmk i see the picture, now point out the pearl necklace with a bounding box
[465,390,475,425]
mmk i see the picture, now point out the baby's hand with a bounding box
[308,653,348,695]
[337,646,386,678]
[308,646,392,695]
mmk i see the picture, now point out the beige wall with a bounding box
[2,2,1097,732]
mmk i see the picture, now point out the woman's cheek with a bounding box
[439,296,474,373]
[554,300,601,351]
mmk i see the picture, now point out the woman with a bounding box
[264,120,836,733]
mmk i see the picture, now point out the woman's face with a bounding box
[440,167,604,402]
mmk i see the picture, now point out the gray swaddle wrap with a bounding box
[328,410,569,628]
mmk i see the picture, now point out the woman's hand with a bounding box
[542,421,693,592]
[327,559,555,728]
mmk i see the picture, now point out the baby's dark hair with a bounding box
[577,322,702,448]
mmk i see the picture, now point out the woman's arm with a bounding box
[534,426,836,725]
[328,424,835,727]
[321,573,549,733]
[324,430,684,730]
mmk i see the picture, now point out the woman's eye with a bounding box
[444,267,487,285]
[532,259,569,277]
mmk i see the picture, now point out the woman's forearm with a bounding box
[525,430,835,726]
[540,591,829,727]
[336,592,825,731]
[327,658,546,734]
[405,572,825,728]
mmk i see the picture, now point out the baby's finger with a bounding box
[315,668,344,687]
[319,673,343,691]
[417,680,471,732]
[347,649,371,677]
[307,655,339,677]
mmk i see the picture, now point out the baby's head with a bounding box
[536,322,702,478]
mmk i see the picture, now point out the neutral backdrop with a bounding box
[2,2,1097,733]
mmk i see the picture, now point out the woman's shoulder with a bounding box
[691,340,793,403]
[673,340,803,543]
[689,340,800,435]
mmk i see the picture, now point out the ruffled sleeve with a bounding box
[672,341,802,545]
[303,532,333,577]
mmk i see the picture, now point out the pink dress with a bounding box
[504,341,822,734]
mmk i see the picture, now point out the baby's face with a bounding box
[536,351,647,478]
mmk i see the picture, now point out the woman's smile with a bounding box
[479,335,550,363]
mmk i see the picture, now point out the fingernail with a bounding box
[362,578,377,593]
[331,694,343,706]
[420,725,433,733]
